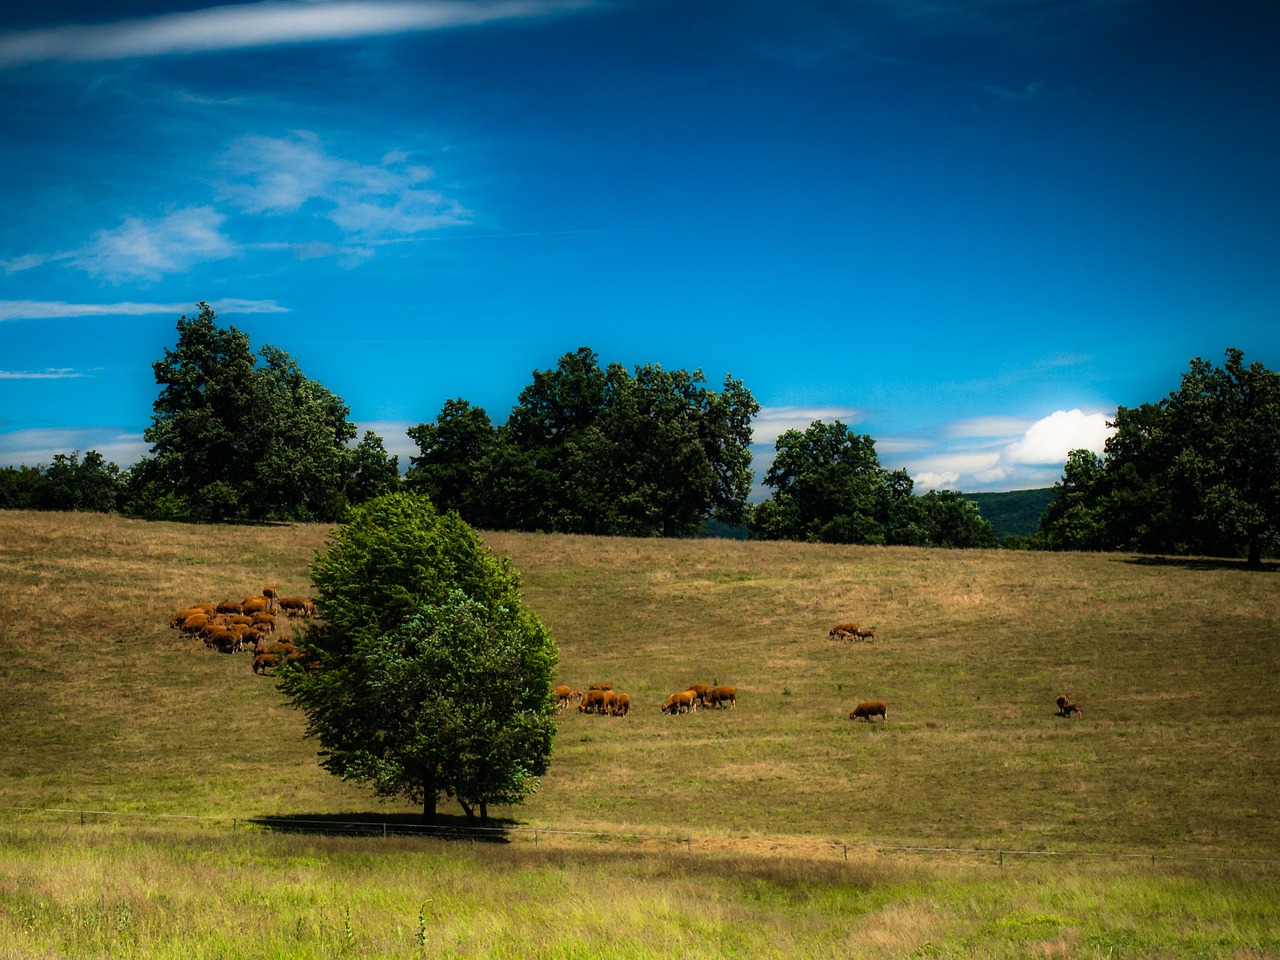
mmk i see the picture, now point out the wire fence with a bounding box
[6,805,1279,871]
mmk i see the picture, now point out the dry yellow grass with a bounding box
[1,511,1277,861]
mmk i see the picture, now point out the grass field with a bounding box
[1,509,1277,957]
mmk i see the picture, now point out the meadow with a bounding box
[0,509,1277,957]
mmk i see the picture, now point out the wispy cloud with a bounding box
[220,132,470,240]
[0,368,86,380]
[71,206,238,283]
[0,427,148,469]
[750,405,862,448]
[0,299,288,322]
[0,0,595,67]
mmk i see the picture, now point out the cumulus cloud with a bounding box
[72,207,238,283]
[903,408,1115,492]
[0,0,595,67]
[0,299,287,322]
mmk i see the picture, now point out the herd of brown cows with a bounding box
[553,680,737,717]
[169,586,315,673]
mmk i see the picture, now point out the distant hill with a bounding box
[964,488,1056,541]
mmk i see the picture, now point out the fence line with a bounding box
[6,805,1279,869]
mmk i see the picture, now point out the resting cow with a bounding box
[850,701,887,723]
[705,686,736,709]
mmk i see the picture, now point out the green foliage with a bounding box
[137,302,367,522]
[749,421,998,547]
[963,488,1057,541]
[407,347,760,537]
[0,452,124,513]
[281,492,557,823]
[1037,349,1280,565]
[346,430,401,506]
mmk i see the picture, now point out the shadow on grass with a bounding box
[247,811,515,843]
[1120,555,1276,573]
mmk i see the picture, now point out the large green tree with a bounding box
[749,420,997,547]
[279,493,558,824]
[1037,349,1280,566]
[140,303,362,521]
[407,347,759,536]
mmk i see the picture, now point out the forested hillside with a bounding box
[965,488,1056,540]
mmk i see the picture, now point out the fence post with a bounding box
[843,844,848,861]
[80,810,84,827]
[384,823,388,839]
[233,818,237,834]
[686,837,691,852]
[534,830,539,848]
[999,850,1004,868]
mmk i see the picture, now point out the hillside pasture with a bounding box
[0,510,1276,859]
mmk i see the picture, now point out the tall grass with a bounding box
[0,822,1276,959]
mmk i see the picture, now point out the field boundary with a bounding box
[7,806,1279,869]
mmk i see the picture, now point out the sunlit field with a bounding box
[1,510,1277,957]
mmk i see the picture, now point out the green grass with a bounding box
[1,510,1278,957]
[1,822,1276,959]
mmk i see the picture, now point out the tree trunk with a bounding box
[480,801,488,825]
[1247,536,1263,569]
[422,774,438,825]
[458,799,477,827]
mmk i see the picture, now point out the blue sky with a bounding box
[2,0,1277,494]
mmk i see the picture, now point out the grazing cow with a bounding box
[661,690,698,714]
[553,685,575,708]
[611,693,631,717]
[250,612,276,632]
[850,701,887,723]
[1056,694,1072,715]
[705,686,737,709]
[685,683,710,705]
[601,690,618,715]
[241,597,271,616]
[215,600,243,615]
[206,629,241,654]
[170,607,208,629]
[1062,700,1083,719]
[853,627,877,641]
[253,652,278,675]
[579,689,606,714]
[829,623,859,638]
[278,597,315,618]
[178,614,210,635]
[588,682,613,692]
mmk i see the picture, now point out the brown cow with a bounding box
[253,652,279,675]
[829,622,859,638]
[852,627,877,641]
[170,606,209,628]
[600,690,618,715]
[215,600,243,615]
[1062,700,1083,719]
[553,685,575,708]
[579,689,606,714]
[850,701,887,723]
[705,686,736,709]
[241,597,271,616]
[178,614,210,635]
[588,682,613,691]
[1055,694,1072,715]
[661,690,697,714]
[278,597,315,618]
[685,683,710,705]
[611,693,631,717]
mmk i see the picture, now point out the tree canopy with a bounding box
[1036,349,1280,566]
[279,493,558,824]
[136,303,389,522]
[749,420,997,547]
[407,347,759,536]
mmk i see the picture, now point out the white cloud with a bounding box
[0,368,85,380]
[0,0,595,67]
[221,132,470,241]
[1004,409,1113,465]
[0,298,288,322]
[72,207,238,282]
[0,428,148,469]
[902,408,1115,492]
[750,405,861,448]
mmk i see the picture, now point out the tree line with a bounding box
[1,304,1273,561]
